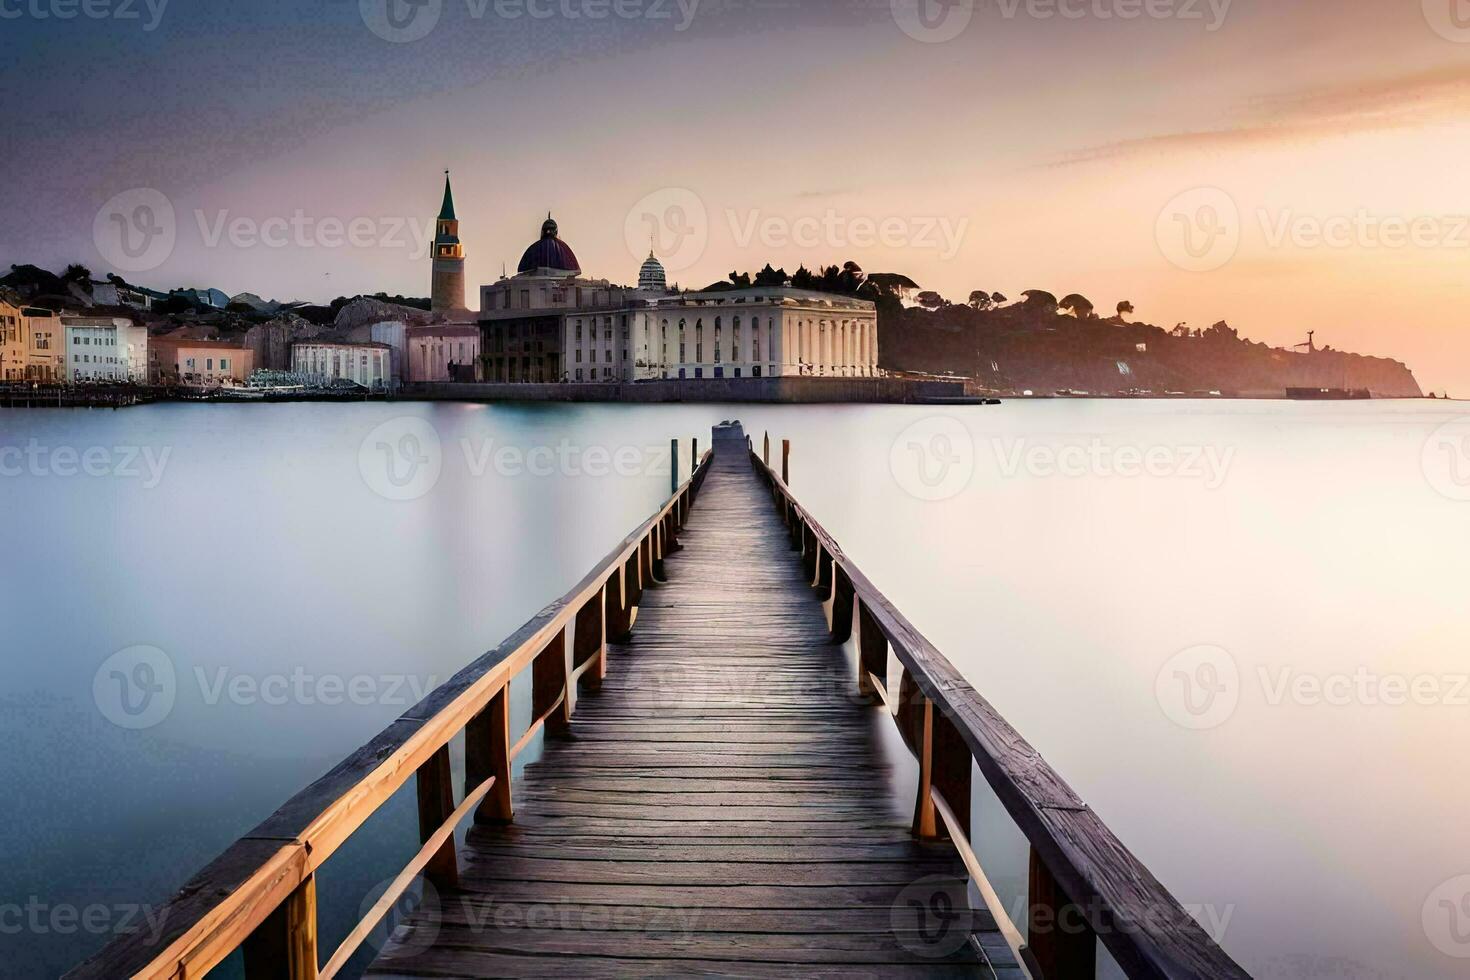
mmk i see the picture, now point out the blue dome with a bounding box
[518,216,580,275]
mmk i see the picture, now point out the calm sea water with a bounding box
[2,399,1468,978]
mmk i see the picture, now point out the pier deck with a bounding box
[369,429,1006,977]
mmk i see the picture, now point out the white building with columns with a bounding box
[479,215,879,383]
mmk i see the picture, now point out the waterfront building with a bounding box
[477,215,878,383]
[23,307,63,381]
[61,316,147,382]
[148,337,255,385]
[430,171,467,318]
[370,320,408,381]
[291,341,392,388]
[0,290,23,381]
[406,324,481,382]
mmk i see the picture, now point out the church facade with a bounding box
[474,213,879,384]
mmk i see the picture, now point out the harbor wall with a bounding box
[403,377,967,403]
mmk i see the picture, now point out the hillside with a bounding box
[880,302,1423,398]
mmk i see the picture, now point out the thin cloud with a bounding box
[1048,65,1470,167]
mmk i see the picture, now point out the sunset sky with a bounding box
[3,0,1468,391]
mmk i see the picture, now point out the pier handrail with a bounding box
[66,448,715,980]
[748,438,1249,980]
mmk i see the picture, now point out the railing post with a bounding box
[243,874,318,980]
[692,437,698,478]
[466,686,513,823]
[606,566,635,640]
[416,745,459,890]
[913,698,938,839]
[670,438,679,497]
[532,628,572,738]
[856,600,885,702]
[1028,847,1098,978]
[781,439,790,485]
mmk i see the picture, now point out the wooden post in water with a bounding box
[692,437,699,477]
[781,440,791,485]
[670,439,679,496]
[764,432,770,465]
[242,874,318,980]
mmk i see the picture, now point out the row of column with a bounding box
[789,317,878,377]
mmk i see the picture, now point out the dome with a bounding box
[638,251,667,291]
[517,214,580,275]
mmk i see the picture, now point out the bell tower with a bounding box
[431,170,466,317]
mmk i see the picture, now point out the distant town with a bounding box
[0,172,1434,404]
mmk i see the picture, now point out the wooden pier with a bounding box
[68,423,1248,980]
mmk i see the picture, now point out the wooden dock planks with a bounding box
[369,435,1012,978]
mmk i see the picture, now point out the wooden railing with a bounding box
[65,448,714,980]
[748,435,1249,980]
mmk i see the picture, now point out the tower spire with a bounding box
[438,170,456,221]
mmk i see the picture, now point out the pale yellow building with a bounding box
[23,307,63,381]
[0,291,24,381]
[149,337,255,385]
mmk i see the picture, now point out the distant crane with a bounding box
[1293,330,1316,354]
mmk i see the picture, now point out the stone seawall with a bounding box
[404,377,967,403]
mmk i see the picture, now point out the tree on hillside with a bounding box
[1022,289,1059,313]
[791,265,815,290]
[990,292,1007,306]
[728,270,752,288]
[967,290,995,310]
[916,291,947,310]
[1116,300,1135,320]
[1205,320,1238,340]
[1058,294,1095,319]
